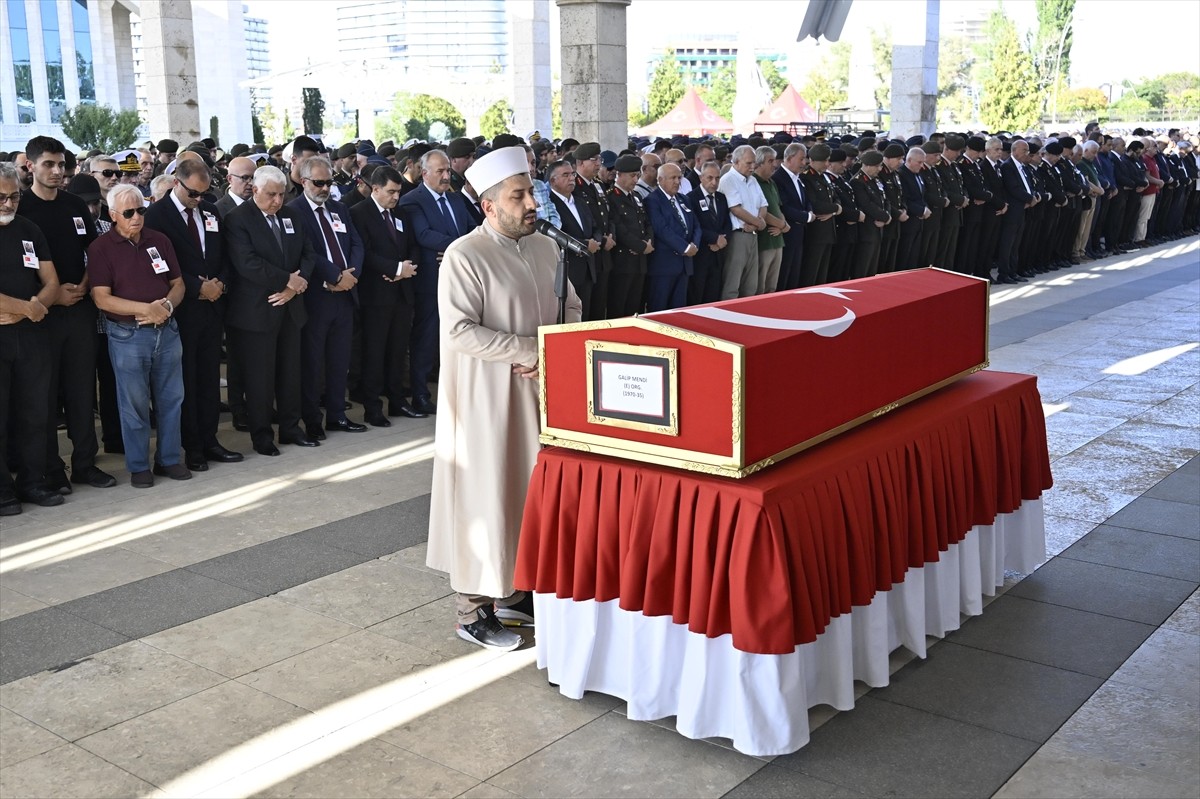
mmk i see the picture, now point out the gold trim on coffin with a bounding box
[540,361,989,479]
[584,341,680,436]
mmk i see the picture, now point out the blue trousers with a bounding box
[106,318,184,474]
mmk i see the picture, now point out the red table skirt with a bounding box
[516,370,1053,655]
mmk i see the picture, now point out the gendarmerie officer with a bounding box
[851,150,891,279]
[935,135,968,271]
[878,143,907,274]
[606,154,653,317]
[799,143,840,286]
[919,141,947,268]
[826,148,860,284]
[956,136,995,278]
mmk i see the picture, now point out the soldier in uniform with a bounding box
[878,143,907,274]
[606,155,653,317]
[1020,143,1054,276]
[934,135,968,271]
[799,144,840,286]
[572,142,616,319]
[826,148,860,283]
[1053,138,1084,266]
[850,150,891,278]
[918,141,947,268]
[956,136,994,278]
[447,138,475,194]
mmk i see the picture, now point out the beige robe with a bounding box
[426,220,582,597]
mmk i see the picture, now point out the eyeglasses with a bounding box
[119,207,147,219]
[305,178,334,188]
[0,193,20,204]
[178,184,206,199]
[94,169,120,178]
[229,173,254,182]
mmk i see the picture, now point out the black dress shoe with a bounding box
[0,495,20,516]
[364,413,392,428]
[44,470,72,495]
[280,433,320,447]
[412,398,437,415]
[152,462,193,480]
[326,418,367,433]
[232,411,250,432]
[305,424,328,441]
[389,403,428,419]
[69,466,117,488]
[185,452,210,471]
[203,445,244,463]
[254,442,281,456]
[18,486,65,507]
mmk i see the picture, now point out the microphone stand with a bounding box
[554,246,567,325]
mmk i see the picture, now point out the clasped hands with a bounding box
[268,271,308,306]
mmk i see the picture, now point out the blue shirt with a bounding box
[532,179,561,228]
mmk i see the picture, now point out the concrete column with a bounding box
[557,0,629,151]
[139,0,201,143]
[510,0,552,138]
[0,0,17,125]
[889,0,938,138]
[25,0,52,126]
[58,0,80,108]
[110,2,136,112]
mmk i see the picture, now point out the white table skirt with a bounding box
[533,499,1046,756]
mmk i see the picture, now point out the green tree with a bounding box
[302,88,325,134]
[759,59,788,101]
[552,89,562,138]
[1059,86,1108,120]
[480,98,512,139]
[647,50,686,121]
[937,35,976,125]
[702,63,737,121]
[628,102,651,130]
[209,115,219,144]
[801,40,850,116]
[251,113,264,146]
[282,109,295,142]
[58,104,141,152]
[979,11,1041,132]
[869,26,892,110]
[1034,0,1074,94]
[378,93,465,142]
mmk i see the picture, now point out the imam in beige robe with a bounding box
[426,219,582,598]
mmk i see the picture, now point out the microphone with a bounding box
[535,218,590,256]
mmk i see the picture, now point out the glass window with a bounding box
[72,0,95,103]
[40,0,66,121]
[8,0,35,121]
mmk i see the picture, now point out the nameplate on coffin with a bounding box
[538,268,990,478]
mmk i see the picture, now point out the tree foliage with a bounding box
[937,35,976,126]
[1058,87,1108,119]
[647,50,687,121]
[869,26,892,110]
[702,63,737,121]
[759,59,788,101]
[302,88,325,134]
[378,93,465,142]
[58,104,141,152]
[1033,0,1074,94]
[978,11,1041,132]
[480,99,512,139]
[801,40,851,115]
[251,113,264,146]
[552,89,562,139]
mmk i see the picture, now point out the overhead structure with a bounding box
[796,0,853,43]
[637,88,733,137]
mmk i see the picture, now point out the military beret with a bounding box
[772,131,793,143]
[943,135,966,152]
[229,143,251,158]
[532,139,554,154]
[600,150,617,169]
[378,141,397,158]
[156,139,179,154]
[334,142,357,160]
[859,150,884,167]
[966,136,987,152]
[560,137,579,150]
[574,142,602,161]
[808,143,832,162]
[1044,141,1064,155]
[921,141,942,154]
[882,143,906,158]
[1027,142,1041,155]
[355,142,375,156]
[614,154,642,173]
[268,144,284,155]
[366,155,391,166]
[447,137,475,159]
[828,148,847,163]
[841,144,859,157]
[857,137,877,152]
[1058,136,1077,149]
[292,135,321,155]
[201,137,217,150]
[905,135,926,148]
[185,142,214,166]
[683,143,699,159]
[491,133,524,149]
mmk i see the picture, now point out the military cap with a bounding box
[378,141,397,158]
[110,149,141,173]
[355,142,375,156]
[882,143,906,158]
[600,150,618,169]
[808,143,832,162]
[156,138,179,154]
[67,172,102,202]
[683,143,699,159]
[561,137,580,150]
[1044,141,1064,155]
[227,143,249,158]
[828,148,847,163]
[905,135,926,148]
[772,131,793,143]
[475,145,492,159]
[857,137,877,152]
[966,136,987,152]
[492,133,524,149]
[248,153,270,165]
[366,155,391,166]
[1058,136,1077,149]
[531,139,554,155]
[614,154,642,173]
[291,135,321,155]
[201,137,217,150]
[334,142,357,160]
[813,129,828,140]
[1027,142,1041,155]
[447,137,475,159]
[574,142,602,161]
[409,142,433,159]
[943,135,966,152]
[859,150,884,167]
[921,141,942,154]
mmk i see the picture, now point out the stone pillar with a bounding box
[139,0,201,142]
[889,0,939,138]
[510,0,552,138]
[557,0,629,151]
[110,2,136,112]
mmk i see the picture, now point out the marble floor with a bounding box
[0,239,1197,798]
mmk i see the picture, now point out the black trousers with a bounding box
[607,262,645,318]
[95,330,122,450]
[301,296,355,427]
[896,217,924,270]
[591,252,612,320]
[409,287,438,404]
[919,208,942,267]
[1105,190,1130,249]
[829,228,856,284]
[1121,190,1143,244]
[957,207,982,276]
[1,327,52,495]
[688,249,724,307]
[777,234,805,290]
[176,303,224,454]
[799,238,832,286]
[225,328,246,416]
[976,209,1003,278]
[360,301,414,417]
[44,301,99,475]
[995,209,1025,278]
[569,257,596,322]
[936,212,961,270]
[229,319,303,449]
[851,230,881,279]
[878,230,900,274]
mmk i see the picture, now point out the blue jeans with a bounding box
[106,318,184,474]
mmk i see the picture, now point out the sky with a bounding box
[245,0,1200,107]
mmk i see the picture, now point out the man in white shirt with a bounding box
[717,145,768,299]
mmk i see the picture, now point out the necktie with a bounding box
[185,209,203,254]
[316,206,346,268]
[438,195,459,236]
[673,196,687,228]
[707,193,717,220]
[268,214,283,250]
[383,209,399,246]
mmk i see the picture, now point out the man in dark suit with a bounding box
[546,159,602,319]
[773,142,812,290]
[978,138,1010,280]
[686,161,731,305]
[397,150,475,414]
[606,154,653,317]
[143,157,242,471]
[645,163,702,311]
[287,156,367,439]
[996,139,1036,284]
[350,166,425,427]
[896,147,929,270]
[214,154,258,430]
[224,166,317,455]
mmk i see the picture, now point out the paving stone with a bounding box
[186,535,370,596]
[1104,496,1200,539]
[295,494,430,559]
[1062,525,1200,582]
[1144,468,1200,504]
[0,608,128,685]
[994,743,1197,799]
[0,707,66,769]
[722,763,865,799]
[276,559,451,628]
[0,743,157,798]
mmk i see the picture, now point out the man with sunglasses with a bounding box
[90,155,121,226]
[214,155,258,432]
[17,136,118,494]
[144,157,242,473]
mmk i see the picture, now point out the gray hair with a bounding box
[299,155,333,180]
[906,147,925,161]
[253,165,287,189]
[754,146,776,167]
[699,160,722,176]
[420,150,448,173]
[986,137,1002,149]
[545,160,574,182]
[783,142,807,160]
[0,161,18,183]
[1081,140,1100,155]
[107,183,144,210]
[732,144,755,163]
[91,156,117,170]
[656,162,681,181]
[150,174,174,201]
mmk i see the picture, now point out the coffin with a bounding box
[538,268,989,477]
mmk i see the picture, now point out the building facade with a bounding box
[335,0,509,75]
[648,35,787,90]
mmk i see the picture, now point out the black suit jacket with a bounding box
[223,201,316,332]
[214,191,241,219]
[686,187,732,244]
[899,166,928,217]
[143,195,229,307]
[550,192,598,281]
[286,196,364,307]
[1000,159,1034,207]
[979,158,1008,211]
[350,199,417,307]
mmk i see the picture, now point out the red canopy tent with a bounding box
[638,88,733,137]
[753,83,818,128]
